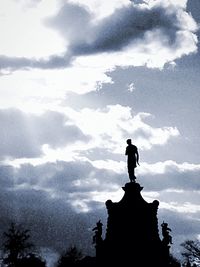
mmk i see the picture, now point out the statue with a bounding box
[92,220,103,245]
[125,139,139,182]
[161,221,173,246]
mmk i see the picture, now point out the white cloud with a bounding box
[91,160,125,173]
[0,68,113,110]
[138,160,200,175]
[142,0,187,8]
[63,105,179,152]
[160,201,200,214]
[2,105,179,166]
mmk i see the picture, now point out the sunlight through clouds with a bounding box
[0,0,64,57]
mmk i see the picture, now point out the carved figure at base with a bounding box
[125,139,139,182]
[92,220,103,245]
[161,221,173,245]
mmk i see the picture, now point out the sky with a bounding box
[0,0,200,266]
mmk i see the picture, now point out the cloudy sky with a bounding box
[0,0,200,265]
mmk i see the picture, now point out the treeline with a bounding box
[0,223,87,267]
[0,222,199,267]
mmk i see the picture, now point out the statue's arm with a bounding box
[136,148,139,165]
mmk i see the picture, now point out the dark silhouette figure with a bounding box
[92,220,103,260]
[92,220,103,245]
[161,221,173,245]
[125,139,139,182]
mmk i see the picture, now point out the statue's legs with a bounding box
[128,168,136,182]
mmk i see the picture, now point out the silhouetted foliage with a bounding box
[15,253,46,267]
[56,246,83,267]
[181,240,200,266]
[1,223,46,267]
[2,223,33,267]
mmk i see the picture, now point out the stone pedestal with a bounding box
[100,182,166,267]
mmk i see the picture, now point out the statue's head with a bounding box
[126,139,132,145]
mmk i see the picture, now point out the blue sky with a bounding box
[0,0,200,266]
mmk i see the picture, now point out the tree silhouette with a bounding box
[15,253,46,267]
[181,239,200,266]
[56,246,83,267]
[1,223,46,267]
[2,223,33,267]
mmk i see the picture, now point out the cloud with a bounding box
[3,156,200,215]
[2,159,200,214]
[0,54,71,71]
[64,105,179,154]
[0,105,180,170]
[0,68,113,112]
[0,108,90,160]
[0,0,198,71]
[0,161,114,254]
[45,0,198,57]
[0,161,121,236]
[0,159,200,259]
[80,158,200,193]
[69,5,182,54]
[138,160,200,191]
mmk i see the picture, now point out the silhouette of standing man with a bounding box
[125,139,139,182]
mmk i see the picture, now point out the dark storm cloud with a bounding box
[0,108,90,159]
[0,161,115,253]
[0,160,199,211]
[13,160,123,194]
[0,1,197,71]
[68,4,181,55]
[0,172,99,255]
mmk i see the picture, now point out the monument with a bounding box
[92,141,174,267]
